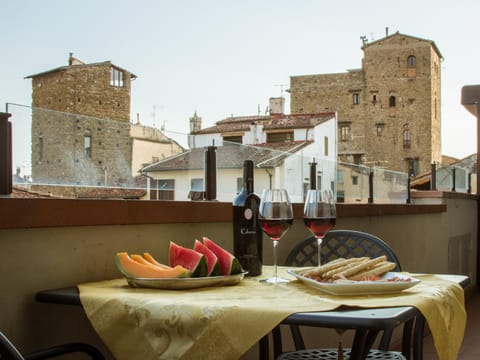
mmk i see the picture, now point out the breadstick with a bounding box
[300,258,347,277]
[323,257,369,279]
[332,255,388,280]
[348,261,396,280]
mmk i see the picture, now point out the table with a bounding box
[35,269,468,360]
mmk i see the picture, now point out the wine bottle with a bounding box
[233,160,263,276]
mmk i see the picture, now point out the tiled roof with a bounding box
[25,61,137,79]
[192,113,335,135]
[9,187,60,198]
[75,187,146,199]
[142,141,313,172]
[361,32,443,60]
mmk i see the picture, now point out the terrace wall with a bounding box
[0,192,476,359]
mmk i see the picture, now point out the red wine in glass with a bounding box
[303,217,336,238]
[260,218,294,240]
[304,189,336,266]
[259,189,293,283]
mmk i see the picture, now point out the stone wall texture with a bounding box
[290,33,442,175]
[30,62,135,186]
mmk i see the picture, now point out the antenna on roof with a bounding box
[151,105,156,128]
[275,84,287,97]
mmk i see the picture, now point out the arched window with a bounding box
[84,129,92,158]
[407,55,416,68]
[403,126,411,149]
[389,96,396,107]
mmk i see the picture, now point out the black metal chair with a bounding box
[273,230,410,360]
[0,331,105,360]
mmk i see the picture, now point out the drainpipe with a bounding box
[0,112,12,195]
[431,162,437,191]
[265,168,273,189]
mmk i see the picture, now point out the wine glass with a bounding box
[258,189,293,283]
[303,189,336,266]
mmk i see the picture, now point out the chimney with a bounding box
[68,52,74,66]
[269,97,285,115]
[386,27,389,37]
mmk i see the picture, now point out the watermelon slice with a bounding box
[203,237,243,275]
[194,239,222,276]
[169,241,208,277]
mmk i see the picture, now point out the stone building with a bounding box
[25,54,183,190]
[290,32,442,176]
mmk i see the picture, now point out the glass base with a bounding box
[260,277,290,284]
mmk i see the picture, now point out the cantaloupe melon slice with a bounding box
[143,252,172,269]
[131,254,161,267]
[115,252,191,278]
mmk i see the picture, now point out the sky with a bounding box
[2,0,480,165]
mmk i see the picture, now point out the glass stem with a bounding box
[273,239,279,279]
[317,237,323,266]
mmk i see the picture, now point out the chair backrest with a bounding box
[0,331,25,360]
[284,230,401,271]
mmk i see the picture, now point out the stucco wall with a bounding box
[0,197,476,359]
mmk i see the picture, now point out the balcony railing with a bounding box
[5,103,410,203]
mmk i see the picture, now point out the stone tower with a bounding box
[26,54,137,186]
[189,111,202,133]
[290,32,442,176]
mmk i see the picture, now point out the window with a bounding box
[407,55,416,68]
[336,190,345,203]
[353,154,362,165]
[84,130,92,158]
[38,136,43,162]
[353,93,360,105]
[337,170,344,184]
[324,136,329,156]
[389,96,396,107]
[223,135,243,144]
[352,176,358,185]
[340,125,350,141]
[403,127,411,149]
[190,178,204,192]
[110,67,124,87]
[376,124,385,137]
[407,55,417,77]
[188,178,204,200]
[150,179,174,200]
[266,131,293,143]
[236,177,242,193]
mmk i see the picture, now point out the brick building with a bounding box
[290,32,442,176]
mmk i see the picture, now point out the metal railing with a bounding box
[5,104,411,203]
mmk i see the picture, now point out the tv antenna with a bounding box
[151,105,164,128]
[275,84,287,97]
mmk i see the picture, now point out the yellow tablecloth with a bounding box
[78,266,466,360]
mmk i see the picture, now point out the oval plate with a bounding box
[287,269,420,296]
[125,271,247,290]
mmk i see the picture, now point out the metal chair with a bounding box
[0,331,105,360]
[274,230,410,360]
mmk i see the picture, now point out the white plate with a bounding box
[125,271,247,290]
[287,269,420,295]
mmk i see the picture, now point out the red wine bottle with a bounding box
[233,160,262,276]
